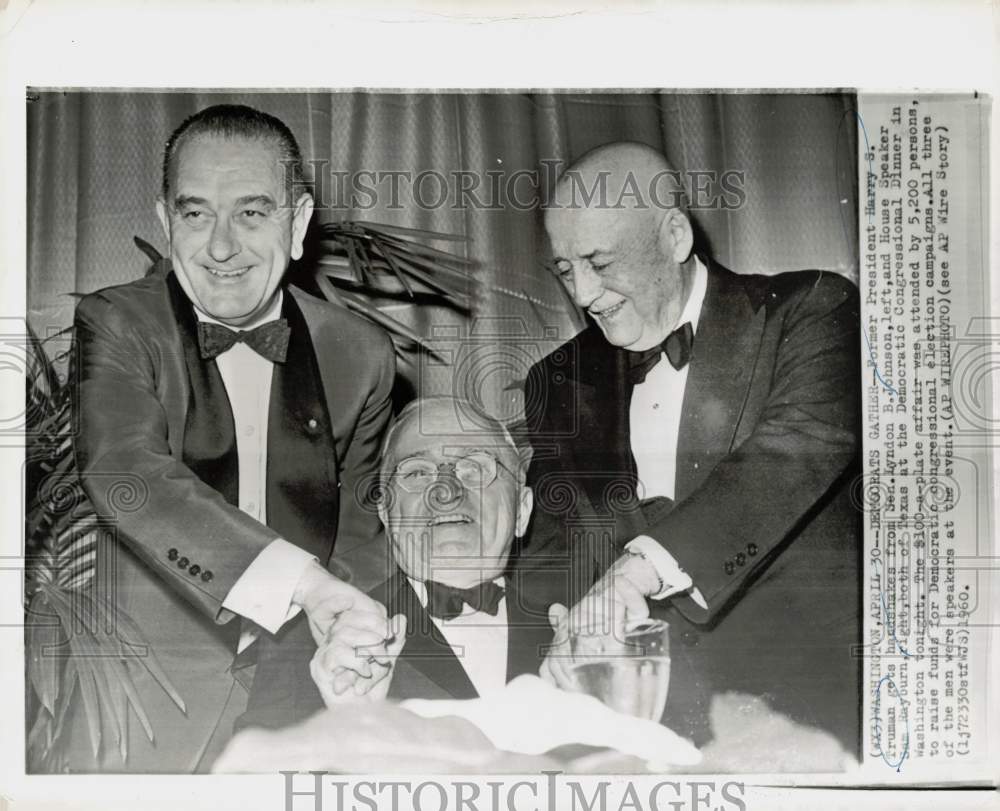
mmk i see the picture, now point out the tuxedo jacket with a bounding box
[518,259,861,751]
[240,568,559,731]
[70,268,395,771]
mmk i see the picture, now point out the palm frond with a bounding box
[133,236,163,265]
[26,593,62,716]
[315,220,476,363]
[338,220,469,243]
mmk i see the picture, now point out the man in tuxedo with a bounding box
[240,396,558,727]
[522,142,861,752]
[71,105,395,771]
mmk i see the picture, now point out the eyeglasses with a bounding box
[390,451,514,494]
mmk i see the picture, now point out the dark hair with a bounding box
[161,104,306,200]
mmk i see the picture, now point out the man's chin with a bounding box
[430,535,478,555]
[196,294,271,326]
[596,323,642,349]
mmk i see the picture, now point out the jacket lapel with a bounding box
[385,572,479,701]
[166,271,240,505]
[504,579,555,682]
[265,293,340,561]
[675,259,767,501]
[155,272,194,461]
[565,326,642,524]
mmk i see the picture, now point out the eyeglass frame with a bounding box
[386,449,518,494]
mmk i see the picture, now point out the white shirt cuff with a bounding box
[221,538,317,634]
[625,535,708,609]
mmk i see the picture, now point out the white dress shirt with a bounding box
[624,258,709,608]
[191,292,316,644]
[407,577,510,697]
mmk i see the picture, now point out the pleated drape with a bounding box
[27,90,857,418]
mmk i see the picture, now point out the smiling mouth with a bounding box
[206,266,251,279]
[427,514,473,527]
[591,300,626,320]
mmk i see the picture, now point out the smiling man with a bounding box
[240,396,561,727]
[520,141,861,751]
[71,105,395,772]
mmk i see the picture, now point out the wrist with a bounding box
[292,560,328,609]
[620,550,664,598]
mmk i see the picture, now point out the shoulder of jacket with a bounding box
[290,286,395,354]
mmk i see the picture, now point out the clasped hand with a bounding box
[292,560,405,704]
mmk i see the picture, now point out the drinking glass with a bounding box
[566,618,671,721]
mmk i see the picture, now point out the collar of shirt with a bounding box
[675,255,708,337]
[192,289,284,330]
[407,575,507,621]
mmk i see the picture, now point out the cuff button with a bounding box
[188,564,201,577]
[201,569,214,582]
[177,556,189,569]
[724,560,735,576]
[747,543,758,556]
[167,548,179,561]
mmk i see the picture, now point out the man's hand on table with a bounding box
[540,551,659,690]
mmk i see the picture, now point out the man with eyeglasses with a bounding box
[239,396,561,726]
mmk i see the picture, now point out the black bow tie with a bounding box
[197,319,290,363]
[425,580,505,621]
[628,321,694,385]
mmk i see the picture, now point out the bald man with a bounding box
[522,142,861,753]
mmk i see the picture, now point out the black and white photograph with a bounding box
[2,3,996,810]
[23,90,863,776]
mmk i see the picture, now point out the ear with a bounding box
[657,207,693,264]
[514,485,534,539]
[290,192,315,261]
[155,198,171,244]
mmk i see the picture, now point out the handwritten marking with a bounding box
[863,327,899,396]
[856,111,875,223]
[873,674,910,772]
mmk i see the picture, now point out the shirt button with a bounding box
[244,425,255,437]
[244,502,256,514]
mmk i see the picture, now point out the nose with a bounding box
[425,464,465,511]
[571,264,603,309]
[207,217,240,263]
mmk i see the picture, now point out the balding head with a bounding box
[544,142,695,352]
[551,141,686,215]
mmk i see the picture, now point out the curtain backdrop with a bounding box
[27,91,858,420]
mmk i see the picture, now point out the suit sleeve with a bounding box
[73,292,283,623]
[648,273,860,623]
